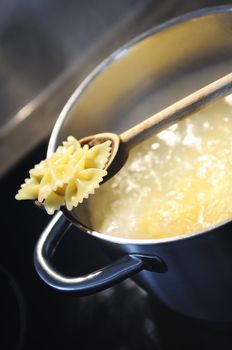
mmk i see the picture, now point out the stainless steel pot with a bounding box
[34,6,232,321]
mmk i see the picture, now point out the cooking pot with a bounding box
[34,6,232,321]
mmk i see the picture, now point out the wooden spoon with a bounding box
[34,72,232,210]
[80,72,232,182]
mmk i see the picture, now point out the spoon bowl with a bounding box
[79,132,128,181]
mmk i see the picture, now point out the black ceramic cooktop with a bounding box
[2,141,232,350]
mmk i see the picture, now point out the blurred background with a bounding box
[1,1,232,350]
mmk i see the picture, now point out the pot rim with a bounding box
[48,5,232,246]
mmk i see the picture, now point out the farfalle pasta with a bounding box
[15,136,111,215]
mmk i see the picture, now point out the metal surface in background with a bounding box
[0,0,231,177]
[0,0,150,129]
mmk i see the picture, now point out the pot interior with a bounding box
[49,8,232,240]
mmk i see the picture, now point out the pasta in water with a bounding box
[15,136,111,215]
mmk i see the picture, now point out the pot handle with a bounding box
[34,211,166,294]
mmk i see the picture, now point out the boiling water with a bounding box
[84,94,232,239]
[71,62,232,239]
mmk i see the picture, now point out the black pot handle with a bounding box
[34,211,166,295]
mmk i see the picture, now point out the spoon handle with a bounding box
[120,72,232,149]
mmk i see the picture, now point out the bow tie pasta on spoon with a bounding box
[16,74,232,216]
[15,136,111,214]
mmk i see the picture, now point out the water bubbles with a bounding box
[151,142,160,150]
[203,121,210,129]
[157,129,180,146]
[183,122,201,147]
[225,93,232,106]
